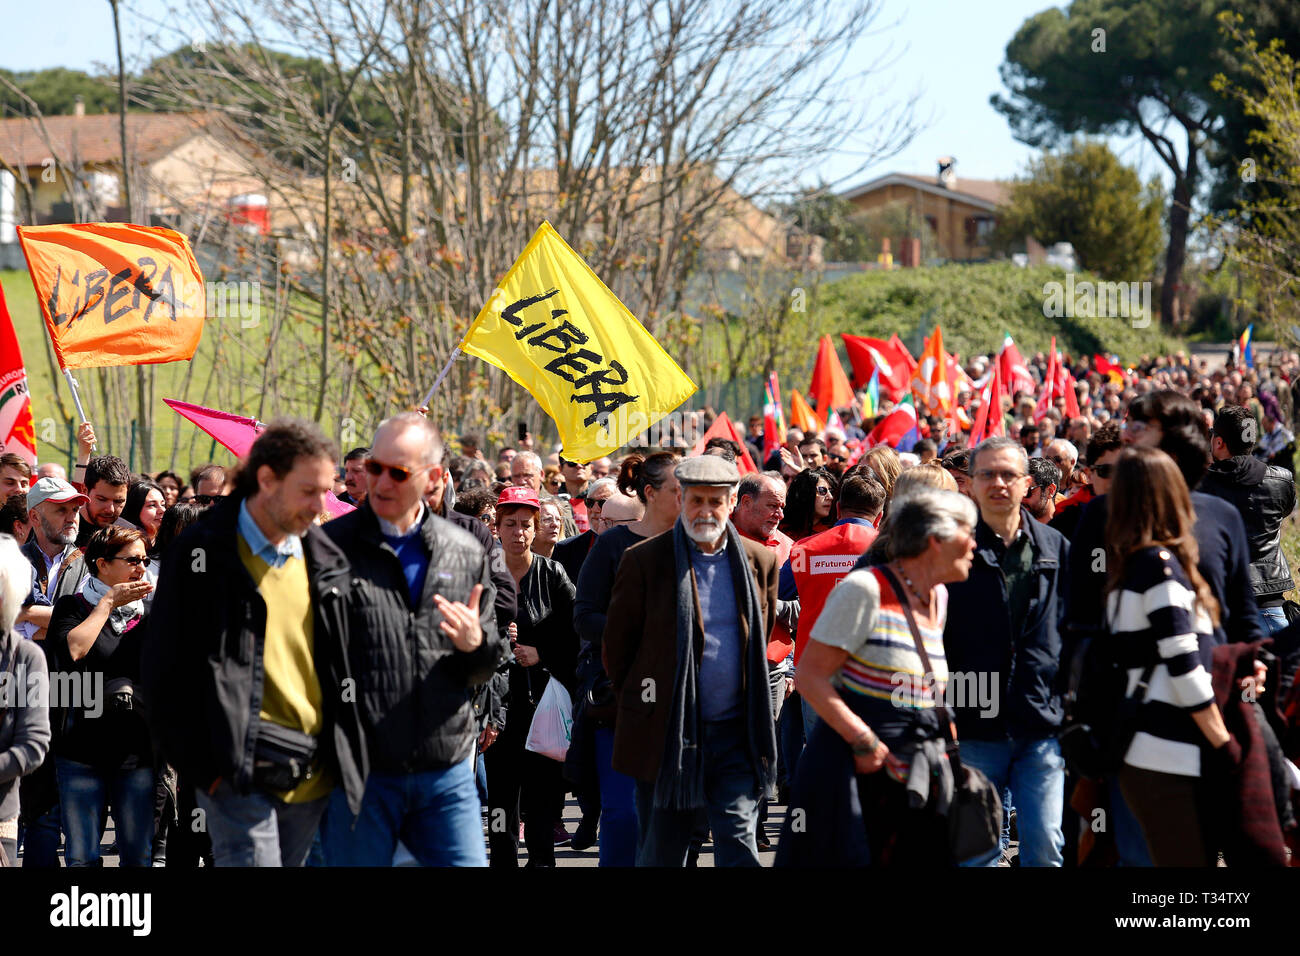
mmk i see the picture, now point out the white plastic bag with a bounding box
[524,677,573,761]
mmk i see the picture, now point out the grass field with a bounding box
[2,267,239,474]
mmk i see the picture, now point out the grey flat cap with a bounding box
[675,454,740,487]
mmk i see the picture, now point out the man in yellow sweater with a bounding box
[144,421,367,866]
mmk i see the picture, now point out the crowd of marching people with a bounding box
[2,342,1299,868]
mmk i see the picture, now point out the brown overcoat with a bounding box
[601,528,778,782]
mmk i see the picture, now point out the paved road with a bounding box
[29,797,784,867]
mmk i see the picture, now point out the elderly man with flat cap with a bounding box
[602,454,779,866]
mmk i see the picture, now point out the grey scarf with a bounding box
[653,519,778,810]
[80,574,142,634]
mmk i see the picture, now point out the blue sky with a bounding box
[8,0,1158,192]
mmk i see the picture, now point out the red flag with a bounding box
[866,399,918,449]
[968,359,1004,448]
[1063,372,1082,419]
[1034,337,1057,422]
[690,411,758,474]
[0,282,37,467]
[841,334,910,396]
[998,334,1035,398]
[809,335,854,415]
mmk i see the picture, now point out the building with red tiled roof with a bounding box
[840,159,1010,263]
[0,108,266,242]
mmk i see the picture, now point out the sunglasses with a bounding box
[364,459,429,483]
[110,555,148,567]
[1092,463,1116,479]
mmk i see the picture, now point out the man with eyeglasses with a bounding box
[944,436,1070,867]
[317,412,506,866]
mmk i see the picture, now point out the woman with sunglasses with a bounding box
[780,468,839,542]
[45,526,156,866]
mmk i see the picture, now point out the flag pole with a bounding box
[418,346,461,411]
[62,368,95,452]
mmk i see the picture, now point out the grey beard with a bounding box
[685,519,725,546]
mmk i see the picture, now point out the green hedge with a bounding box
[814,261,1182,363]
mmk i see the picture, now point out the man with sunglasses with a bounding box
[1048,422,1121,542]
[319,412,505,866]
[557,456,591,533]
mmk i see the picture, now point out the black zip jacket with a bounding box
[1199,455,1296,599]
[140,495,368,816]
[943,510,1070,741]
[322,503,503,773]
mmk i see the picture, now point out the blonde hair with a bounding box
[893,462,957,496]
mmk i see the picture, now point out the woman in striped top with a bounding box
[1106,446,1233,866]
[781,487,977,866]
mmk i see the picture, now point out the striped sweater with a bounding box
[1106,546,1216,777]
[811,566,948,745]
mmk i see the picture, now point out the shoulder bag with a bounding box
[879,565,1002,864]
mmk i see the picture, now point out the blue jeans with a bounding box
[195,779,326,867]
[474,751,489,806]
[778,690,806,787]
[1260,605,1289,637]
[321,757,486,867]
[594,727,637,867]
[17,803,62,867]
[957,737,1065,867]
[55,758,154,867]
[634,718,761,867]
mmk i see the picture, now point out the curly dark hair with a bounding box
[232,420,338,500]
[780,467,839,540]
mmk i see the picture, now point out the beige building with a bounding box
[0,109,266,241]
[841,159,1009,262]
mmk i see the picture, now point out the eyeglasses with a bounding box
[972,469,1027,484]
[1122,419,1150,436]
[814,486,833,497]
[1092,463,1116,479]
[364,459,421,482]
[110,555,147,567]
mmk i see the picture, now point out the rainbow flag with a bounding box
[1237,325,1254,368]
[864,366,880,418]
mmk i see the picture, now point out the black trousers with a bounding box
[485,732,566,867]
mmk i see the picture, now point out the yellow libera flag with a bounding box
[458,222,697,462]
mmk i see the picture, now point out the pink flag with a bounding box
[164,398,356,516]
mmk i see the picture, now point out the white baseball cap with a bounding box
[27,476,88,511]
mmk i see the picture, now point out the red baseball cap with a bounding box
[496,486,541,510]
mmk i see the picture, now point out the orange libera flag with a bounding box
[0,282,36,466]
[17,223,205,370]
